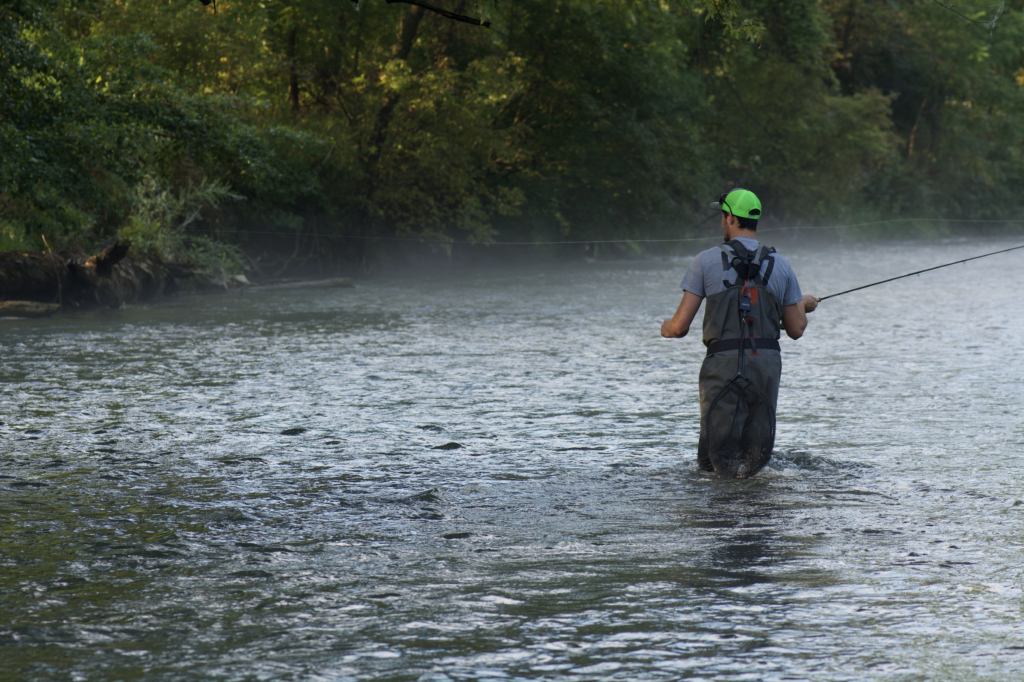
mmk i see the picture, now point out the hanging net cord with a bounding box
[704,373,776,478]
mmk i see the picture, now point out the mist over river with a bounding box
[2,237,1023,681]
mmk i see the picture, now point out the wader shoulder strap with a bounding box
[719,245,733,288]
[760,246,776,286]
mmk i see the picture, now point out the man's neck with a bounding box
[726,228,758,242]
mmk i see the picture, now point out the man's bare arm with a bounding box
[661,291,703,338]
[781,294,819,339]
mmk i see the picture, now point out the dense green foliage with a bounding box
[2,0,1022,266]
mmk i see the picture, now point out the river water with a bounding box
[2,237,1023,681]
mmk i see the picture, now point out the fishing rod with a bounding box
[819,243,1024,301]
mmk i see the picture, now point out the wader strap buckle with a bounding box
[745,317,759,356]
[739,283,754,311]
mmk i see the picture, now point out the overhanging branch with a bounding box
[381,0,491,27]
[197,0,491,27]
[931,0,1004,28]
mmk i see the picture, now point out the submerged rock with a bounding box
[0,301,60,318]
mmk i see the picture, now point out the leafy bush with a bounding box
[120,175,245,280]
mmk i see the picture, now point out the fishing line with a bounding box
[180,217,1024,246]
[819,243,1024,301]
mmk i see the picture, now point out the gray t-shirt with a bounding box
[681,237,803,305]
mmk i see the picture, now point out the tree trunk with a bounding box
[288,28,300,112]
[394,5,425,61]
[363,6,426,172]
[434,1,465,62]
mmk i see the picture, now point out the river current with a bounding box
[2,237,1023,681]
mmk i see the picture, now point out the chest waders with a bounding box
[699,240,784,478]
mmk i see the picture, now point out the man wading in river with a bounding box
[661,189,819,476]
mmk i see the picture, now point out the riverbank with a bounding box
[0,239,187,311]
[0,239,356,315]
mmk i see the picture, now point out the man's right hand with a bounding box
[803,294,821,313]
[661,319,685,338]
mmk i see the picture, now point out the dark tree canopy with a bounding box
[2,0,1023,267]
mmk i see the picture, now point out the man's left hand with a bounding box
[662,291,704,338]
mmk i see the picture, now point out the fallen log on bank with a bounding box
[243,277,353,292]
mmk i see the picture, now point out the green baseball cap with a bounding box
[709,188,762,219]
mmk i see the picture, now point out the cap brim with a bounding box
[708,201,723,211]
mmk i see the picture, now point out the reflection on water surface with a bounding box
[2,239,1023,681]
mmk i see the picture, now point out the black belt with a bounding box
[705,337,781,356]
